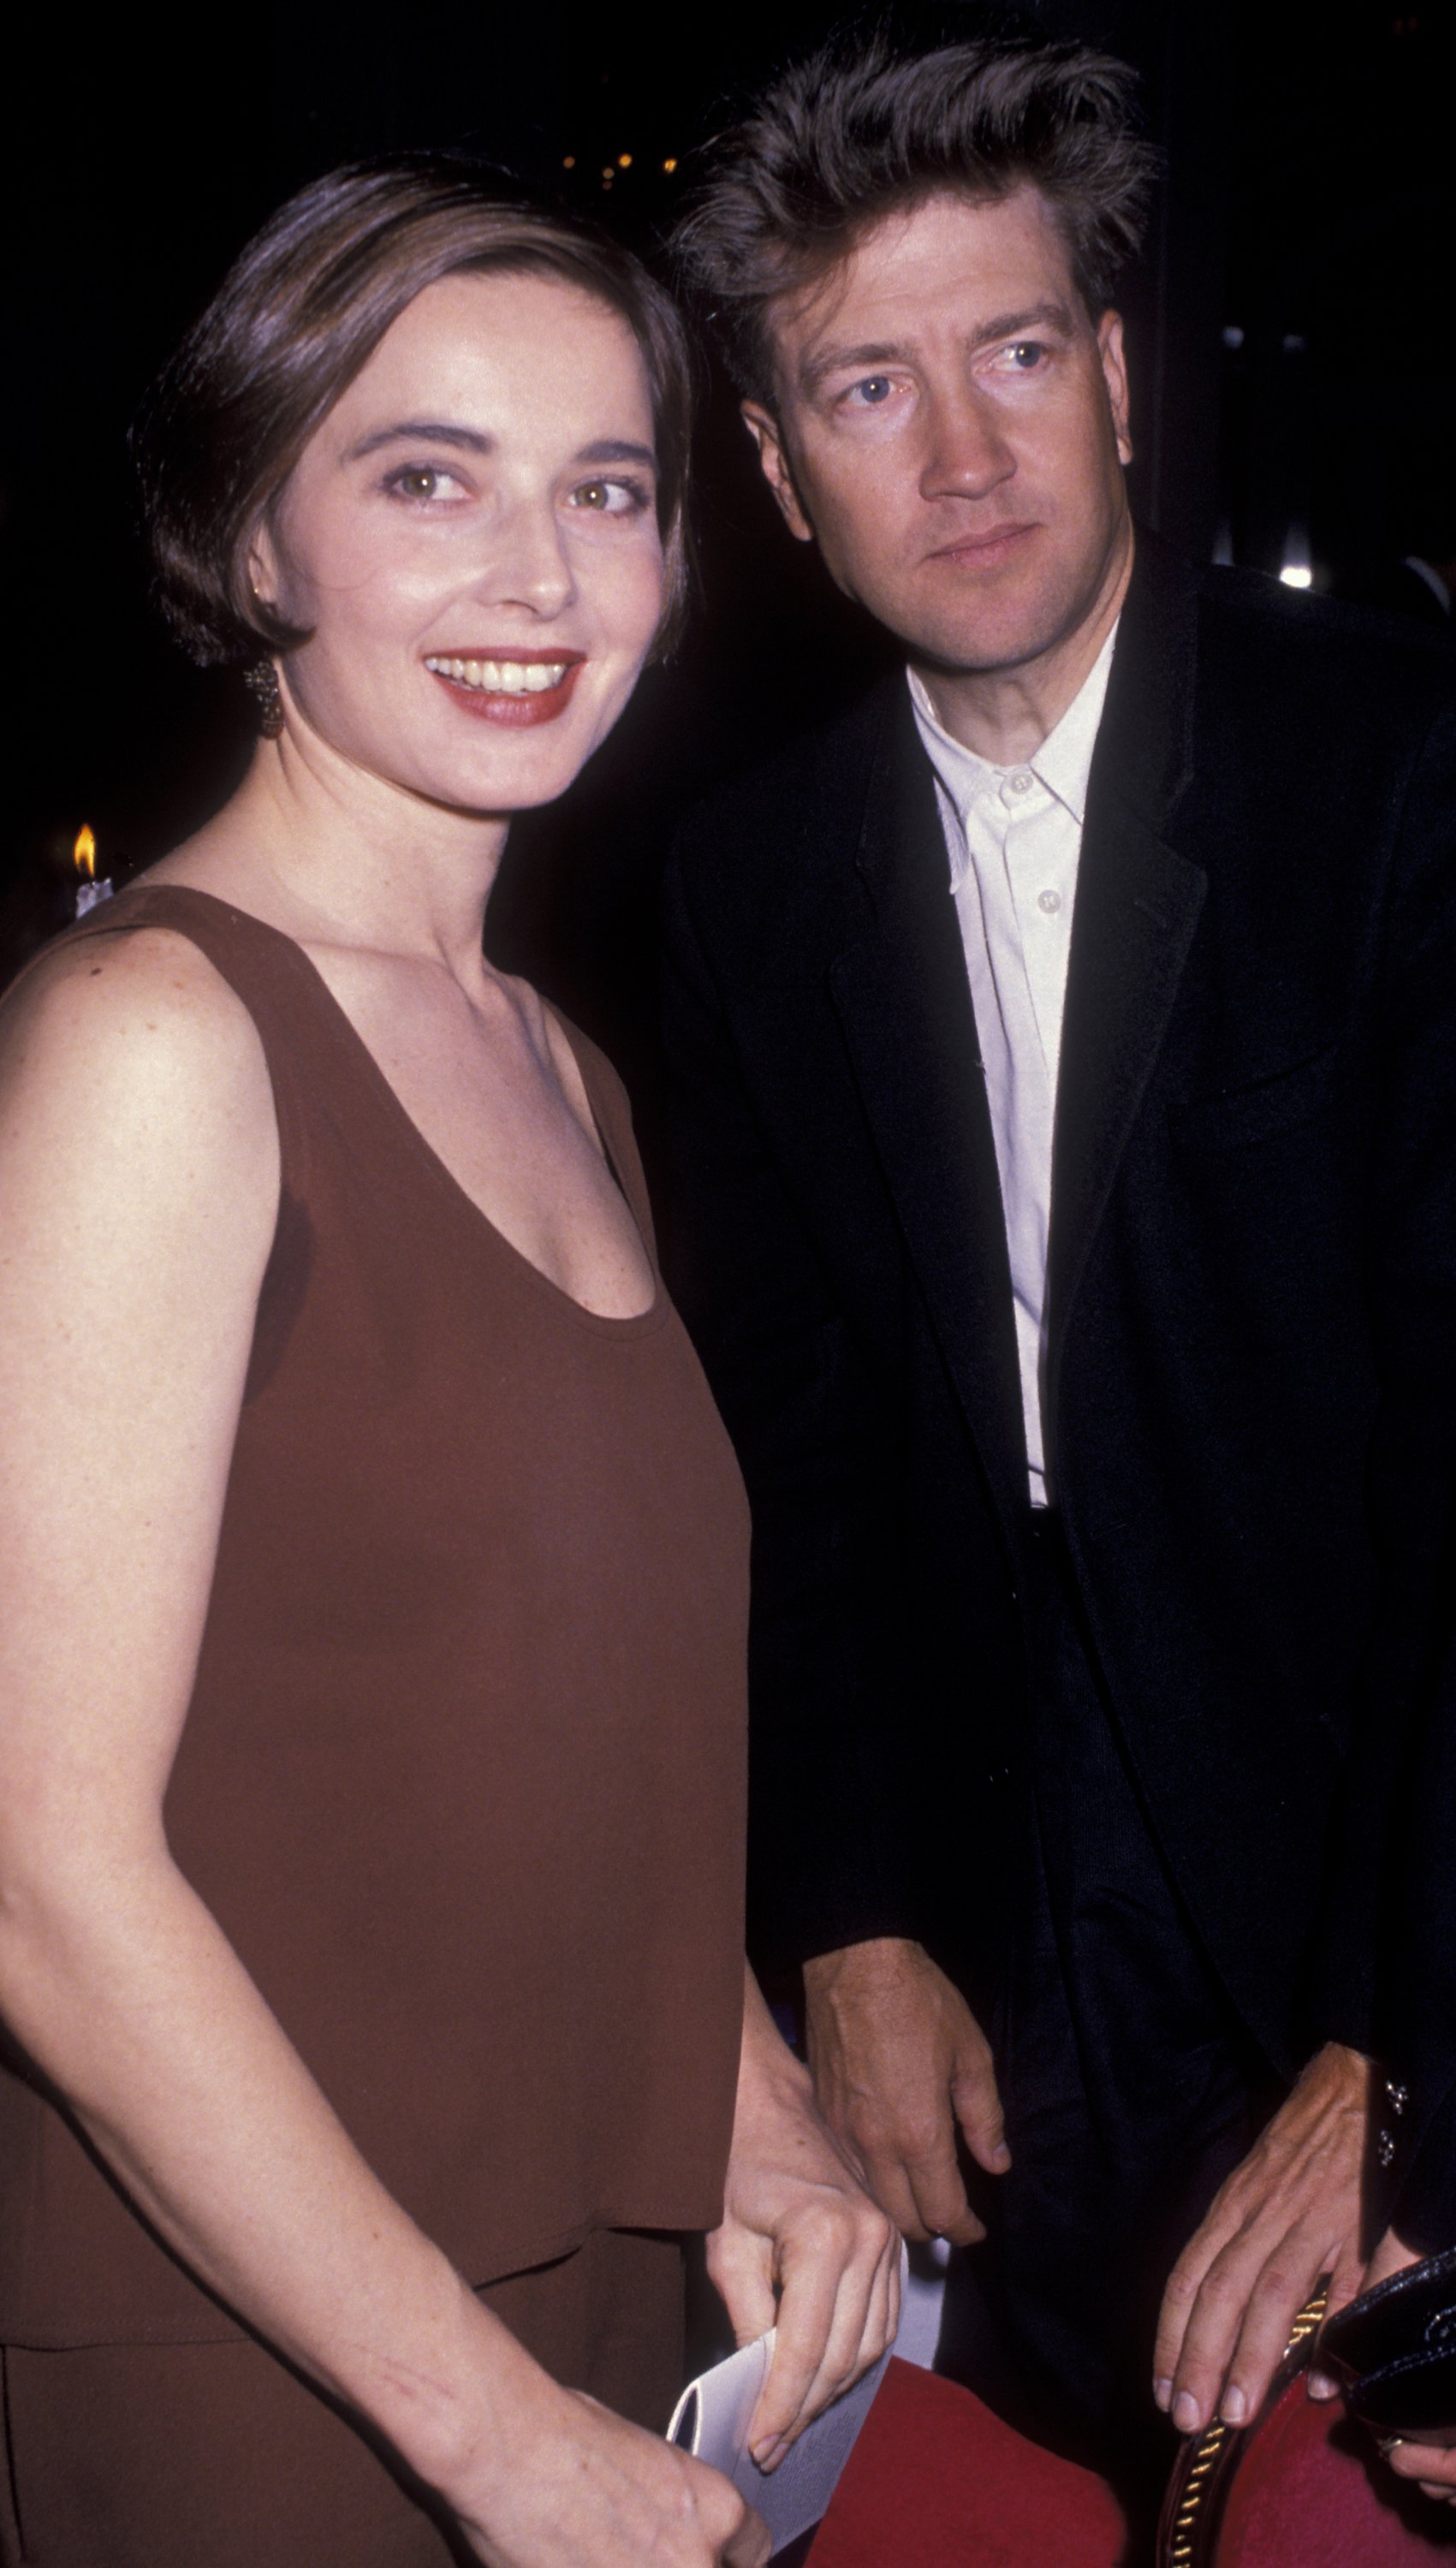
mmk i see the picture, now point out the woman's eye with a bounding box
[568,478,646,515]
[385,465,467,502]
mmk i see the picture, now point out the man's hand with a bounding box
[1153,2042,1371,2436]
[707,1970,900,2472]
[1358,2226,1456,2506]
[802,1937,1010,2248]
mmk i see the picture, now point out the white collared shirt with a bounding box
[908,627,1118,1505]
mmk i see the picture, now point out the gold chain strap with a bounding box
[1163,2288,1330,2565]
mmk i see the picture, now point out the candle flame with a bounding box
[73,824,98,882]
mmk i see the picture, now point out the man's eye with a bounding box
[846,376,895,407]
[385,465,466,502]
[1007,342,1046,370]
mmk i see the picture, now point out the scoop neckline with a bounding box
[121,883,668,1338]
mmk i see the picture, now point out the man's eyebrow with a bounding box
[799,341,910,395]
[344,420,495,461]
[799,300,1079,396]
[967,300,1078,348]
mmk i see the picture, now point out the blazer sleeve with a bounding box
[661,847,930,1971]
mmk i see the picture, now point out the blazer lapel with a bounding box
[1044,539,1208,1431]
[828,688,1027,1530]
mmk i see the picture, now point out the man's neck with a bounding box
[912,519,1133,766]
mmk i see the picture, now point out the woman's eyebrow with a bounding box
[343,420,496,460]
[573,438,657,469]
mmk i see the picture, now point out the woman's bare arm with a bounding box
[0,930,763,2568]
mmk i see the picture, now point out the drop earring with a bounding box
[244,658,285,739]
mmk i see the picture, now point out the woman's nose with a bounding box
[473,496,577,617]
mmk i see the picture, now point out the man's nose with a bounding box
[472,496,577,617]
[919,389,1016,503]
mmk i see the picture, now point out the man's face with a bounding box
[746,187,1132,676]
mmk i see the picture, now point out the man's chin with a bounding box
[867,532,1129,681]
[899,613,1074,680]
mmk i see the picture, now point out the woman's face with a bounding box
[253,268,667,814]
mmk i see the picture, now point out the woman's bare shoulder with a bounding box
[2,925,269,1110]
[0,927,277,1207]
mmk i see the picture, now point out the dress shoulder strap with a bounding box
[554,1014,658,1269]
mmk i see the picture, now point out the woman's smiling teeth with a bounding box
[425,655,572,695]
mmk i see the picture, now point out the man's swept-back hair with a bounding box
[673,32,1158,403]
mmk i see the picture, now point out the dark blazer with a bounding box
[663,536,1456,2120]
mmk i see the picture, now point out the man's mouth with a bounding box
[423,650,586,726]
[927,522,1039,566]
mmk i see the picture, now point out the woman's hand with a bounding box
[453,2363,769,2567]
[1359,2227,1456,2506]
[706,1969,900,2473]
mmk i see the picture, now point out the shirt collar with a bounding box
[908,619,1120,828]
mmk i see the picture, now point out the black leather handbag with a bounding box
[1318,2247,1456,2443]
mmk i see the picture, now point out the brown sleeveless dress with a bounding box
[0,886,749,2370]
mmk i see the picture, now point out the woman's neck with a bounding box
[159,729,513,982]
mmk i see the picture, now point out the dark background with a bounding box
[3,0,1453,1093]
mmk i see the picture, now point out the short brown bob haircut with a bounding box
[673,33,1158,406]
[133,156,697,668]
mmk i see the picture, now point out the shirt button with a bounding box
[1037,888,1062,915]
[1007,770,1034,795]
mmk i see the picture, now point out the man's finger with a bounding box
[850,2137,932,2243]
[851,2110,978,2245]
[1168,2226,1275,2434]
[1309,2234,1366,2399]
[906,2149,983,2248]
[950,2055,1012,2174]
[892,2115,980,2244]
[1154,2208,1244,2405]
[1215,2228,1328,2424]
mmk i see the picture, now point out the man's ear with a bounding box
[741,401,816,544]
[1097,312,1133,467]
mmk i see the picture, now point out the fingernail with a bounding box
[1307,2370,1339,2402]
[1220,2386,1246,2426]
[991,2143,1012,2169]
[1173,2392,1201,2435]
[1153,2378,1173,2411]
[752,2438,785,2471]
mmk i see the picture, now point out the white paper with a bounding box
[666,2244,907,2554]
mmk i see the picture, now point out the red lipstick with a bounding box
[424,647,586,728]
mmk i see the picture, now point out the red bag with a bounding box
[804,2357,1127,2567]
[1160,2327,1456,2565]
[802,2337,1456,2565]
